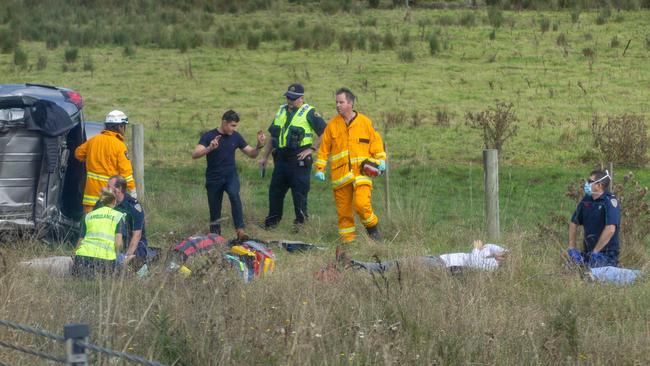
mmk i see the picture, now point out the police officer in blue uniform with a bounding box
[259,84,327,230]
[96,175,156,263]
[567,170,621,267]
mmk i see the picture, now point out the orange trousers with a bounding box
[334,183,378,242]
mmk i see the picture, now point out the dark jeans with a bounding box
[206,172,244,234]
[351,256,445,272]
[265,157,311,228]
[71,256,115,277]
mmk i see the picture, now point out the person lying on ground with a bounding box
[72,188,127,277]
[341,240,508,273]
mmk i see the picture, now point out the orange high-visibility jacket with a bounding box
[75,130,135,207]
[315,112,386,190]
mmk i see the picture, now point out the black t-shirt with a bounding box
[198,129,247,182]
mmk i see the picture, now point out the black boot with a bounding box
[366,225,381,242]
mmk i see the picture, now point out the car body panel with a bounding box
[0,84,89,241]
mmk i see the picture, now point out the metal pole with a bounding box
[64,324,89,366]
[483,149,500,241]
[132,123,145,201]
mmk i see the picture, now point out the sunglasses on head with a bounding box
[587,170,610,184]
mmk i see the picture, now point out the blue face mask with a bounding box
[584,170,610,197]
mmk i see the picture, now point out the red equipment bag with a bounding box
[173,233,228,261]
[360,159,381,177]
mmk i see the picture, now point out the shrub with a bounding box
[458,12,477,27]
[0,27,18,53]
[582,47,596,59]
[539,15,550,33]
[595,7,611,25]
[489,28,496,40]
[437,15,455,27]
[339,32,356,51]
[36,54,47,70]
[591,114,648,166]
[382,31,396,49]
[355,31,367,50]
[400,29,411,46]
[552,20,560,31]
[465,101,519,151]
[571,8,580,23]
[487,7,503,28]
[45,34,61,50]
[64,48,78,63]
[370,38,381,52]
[83,56,94,72]
[123,45,136,57]
[368,0,380,8]
[646,35,650,49]
[610,35,620,48]
[310,24,336,49]
[556,33,567,46]
[361,17,378,27]
[427,33,440,55]
[436,109,451,126]
[13,46,28,69]
[397,48,415,63]
[247,32,261,50]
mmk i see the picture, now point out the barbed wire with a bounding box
[0,339,65,364]
[1,319,167,366]
[79,342,167,366]
[0,319,64,342]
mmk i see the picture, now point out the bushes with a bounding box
[591,114,648,166]
[64,47,78,63]
[427,32,440,55]
[397,48,416,63]
[465,101,519,152]
[13,46,27,69]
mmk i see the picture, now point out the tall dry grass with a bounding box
[1,222,649,365]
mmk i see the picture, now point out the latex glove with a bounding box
[314,172,325,182]
[567,248,584,265]
[588,252,608,268]
[378,160,386,172]
[117,253,127,265]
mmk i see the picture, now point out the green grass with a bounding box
[1,6,649,365]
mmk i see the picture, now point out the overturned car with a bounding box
[0,84,101,242]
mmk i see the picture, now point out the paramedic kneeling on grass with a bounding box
[192,110,265,240]
[72,188,126,276]
[567,169,621,268]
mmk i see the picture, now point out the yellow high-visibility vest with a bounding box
[75,206,125,260]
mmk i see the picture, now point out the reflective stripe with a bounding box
[86,232,117,242]
[83,195,99,206]
[350,157,368,164]
[374,152,387,159]
[87,172,110,182]
[354,176,372,186]
[315,159,327,166]
[330,150,349,162]
[332,172,354,189]
[79,238,117,253]
[338,226,356,234]
[124,175,134,182]
[361,214,377,225]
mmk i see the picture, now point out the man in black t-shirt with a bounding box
[192,110,266,240]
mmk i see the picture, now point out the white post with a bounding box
[131,123,145,201]
[483,149,500,241]
[384,145,390,219]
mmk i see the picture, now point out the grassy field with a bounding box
[1,4,650,365]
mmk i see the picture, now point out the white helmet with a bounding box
[105,110,129,124]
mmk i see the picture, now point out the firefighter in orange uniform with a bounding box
[314,88,386,242]
[75,110,136,213]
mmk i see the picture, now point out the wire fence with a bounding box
[0,319,166,366]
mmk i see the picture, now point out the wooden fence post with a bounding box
[131,123,145,201]
[384,144,390,219]
[483,149,500,241]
